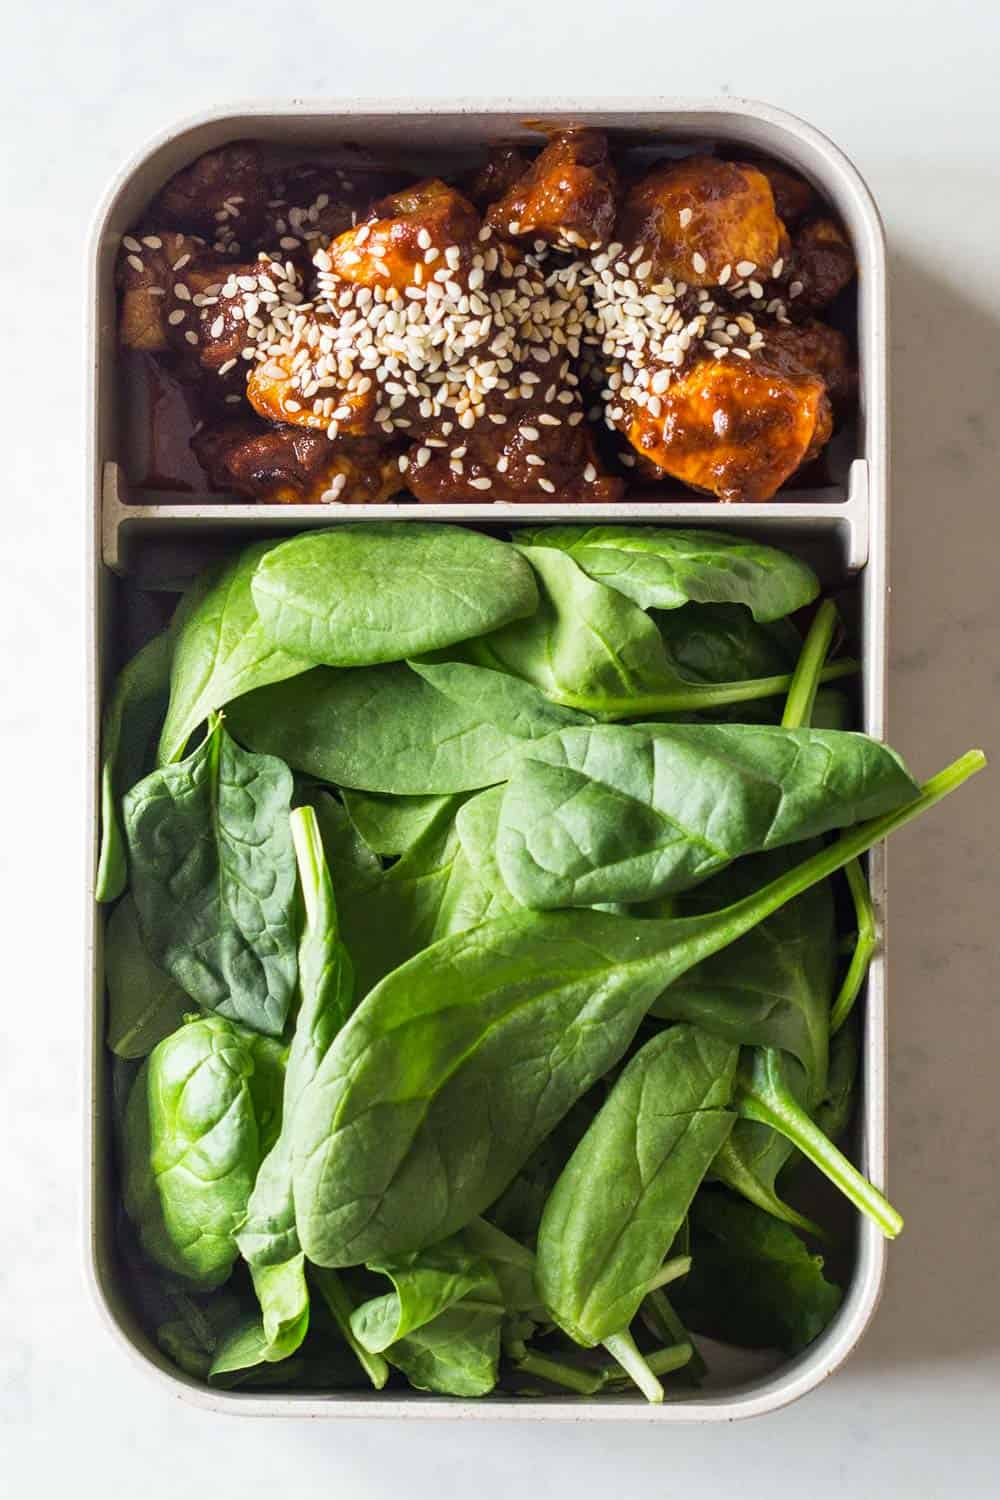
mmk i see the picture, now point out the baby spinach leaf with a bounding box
[97,628,175,902]
[122,1014,286,1287]
[351,1236,502,1353]
[158,541,313,766]
[227,663,528,795]
[454,786,523,916]
[536,1026,738,1351]
[236,805,356,1270]
[497,723,919,909]
[675,1193,843,1354]
[341,790,464,857]
[474,546,853,720]
[654,847,836,1102]
[124,717,299,1038]
[408,658,588,739]
[514,525,820,621]
[655,604,800,685]
[209,1257,311,1378]
[251,522,539,666]
[383,1302,502,1397]
[105,895,190,1059]
[289,759,976,1269]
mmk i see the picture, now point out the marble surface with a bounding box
[3,1,998,1493]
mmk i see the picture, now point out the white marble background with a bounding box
[2,1,997,1494]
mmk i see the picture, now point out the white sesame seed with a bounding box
[679,208,693,228]
[141,235,162,249]
[692,252,707,275]
[123,236,142,253]
[771,258,784,278]
[537,478,555,493]
[184,330,198,345]
[174,283,191,301]
[736,260,756,277]
[583,464,597,482]
[470,476,492,490]
[789,280,804,298]
[127,254,144,272]
[167,309,186,326]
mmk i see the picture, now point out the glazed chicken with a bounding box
[117,131,856,504]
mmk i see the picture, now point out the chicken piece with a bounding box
[149,142,269,252]
[463,147,531,212]
[192,419,405,504]
[261,162,400,269]
[789,218,855,310]
[117,231,205,351]
[616,156,787,288]
[743,158,818,226]
[246,311,380,436]
[759,318,856,408]
[159,255,304,405]
[486,129,618,251]
[614,352,832,502]
[405,383,624,504]
[322,179,481,291]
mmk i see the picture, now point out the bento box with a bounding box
[85,98,889,1419]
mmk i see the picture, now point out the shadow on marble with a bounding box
[839,247,1000,1373]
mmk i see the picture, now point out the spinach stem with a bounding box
[310,1268,390,1390]
[601,1330,664,1403]
[640,1290,707,1382]
[781,599,839,732]
[780,599,877,1042]
[574,658,858,719]
[830,858,878,1035]
[645,1255,692,1293]
[738,1052,903,1238]
[514,1351,604,1395]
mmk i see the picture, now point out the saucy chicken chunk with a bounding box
[616,156,787,287]
[486,128,619,251]
[325,179,481,290]
[150,142,269,253]
[192,420,404,504]
[117,231,204,351]
[405,381,623,504]
[613,352,831,502]
[761,318,856,408]
[789,218,856,310]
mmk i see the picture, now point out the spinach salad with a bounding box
[100,522,985,1402]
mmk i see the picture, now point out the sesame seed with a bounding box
[748,279,764,299]
[692,252,707,275]
[583,464,597,482]
[174,283,191,301]
[789,280,804,298]
[210,316,225,339]
[537,478,555,493]
[519,425,539,441]
[771,258,784,278]
[736,260,756,277]
[718,264,732,286]
[184,330,199,345]
[470,476,492,490]
[167,309,186,326]
[122,236,142,253]
[218,358,237,375]
[141,235,162,249]
[127,254,144,272]
[679,208,693,228]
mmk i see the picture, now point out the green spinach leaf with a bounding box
[351,1236,502,1353]
[122,1014,285,1287]
[497,723,919,909]
[124,717,299,1037]
[251,522,538,666]
[675,1193,842,1354]
[341,790,464,857]
[536,1026,738,1354]
[158,541,312,766]
[227,663,528,795]
[514,525,819,621]
[97,629,175,902]
[105,894,190,1059]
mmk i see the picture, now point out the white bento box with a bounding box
[85,98,889,1420]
